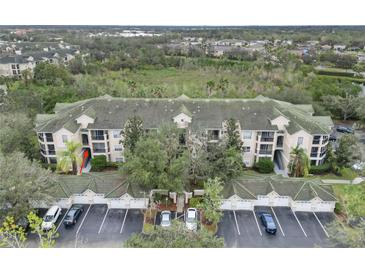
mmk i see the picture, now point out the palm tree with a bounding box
[289,145,310,177]
[57,141,82,175]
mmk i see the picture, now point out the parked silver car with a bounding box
[185,208,198,231]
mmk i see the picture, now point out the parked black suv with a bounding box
[63,205,84,227]
[260,213,277,235]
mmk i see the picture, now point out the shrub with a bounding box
[91,155,107,171]
[334,202,343,215]
[309,163,331,174]
[254,158,274,173]
[189,197,203,208]
[339,167,358,180]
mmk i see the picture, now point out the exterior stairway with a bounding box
[176,194,185,213]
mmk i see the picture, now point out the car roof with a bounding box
[46,205,60,215]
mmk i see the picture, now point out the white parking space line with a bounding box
[97,207,110,234]
[232,211,240,236]
[312,212,329,238]
[76,204,91,235]
[56,207,71,232]
[252,210,262,236]
[291,209,307,237]
[270,207,285,237]
[120,209,129,234]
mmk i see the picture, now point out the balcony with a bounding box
[45,133,53,142]
[259,150,273,155]
[310,153,318,158]
[91,135,105,141]
[93,148,106,153]
[48,150,56,155]
[261,137,274,142]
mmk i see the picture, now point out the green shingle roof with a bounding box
[35,95,333,135]
[53,172,145,199]
[223,176,337,202]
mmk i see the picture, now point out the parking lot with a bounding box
[37,204,144,248]
[217,207,334,248]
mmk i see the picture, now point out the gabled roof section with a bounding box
[176,94,190,100]
[178,104,192,117]
[35,95,333,135]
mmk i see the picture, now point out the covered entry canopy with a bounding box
[52,172,148,209]
[221,175,337,212]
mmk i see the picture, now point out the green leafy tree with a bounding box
[217,78,229,96]
[335,135,361,168]
[0,112,39,160]
[57,141,82,175]
[322,93,362,120]
[199,178,224,225]
[122,124,189,192]
[122,137,167,190]
[124,221,224,248]
[0,152,56,220]
[122,116,144,153]
[33,62,73,86]
[0,216,27,248]
[27,212,58,248]
[209,145,244,180]
[289,145,310,177]
[188,140,211,185]
[225,118,243,151]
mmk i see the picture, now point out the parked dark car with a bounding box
[336,126,354,134]
[63,205,84,227]
[260,213,277,235]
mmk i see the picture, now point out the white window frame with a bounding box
[114,144,123,151]
[242,130,252,139]
[112,130,121,138]
[297,137,304,146]
[62,135,68,143]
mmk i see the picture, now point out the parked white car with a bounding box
[185,208,198,231]
[160,210,171,228]
[41,205,62,230]
[352,162,365,171]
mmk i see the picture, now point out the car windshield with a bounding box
[44,215,53,222]
[187,211,196,221]
[162,214,170,222]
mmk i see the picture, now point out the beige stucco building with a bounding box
[35,95,333,174]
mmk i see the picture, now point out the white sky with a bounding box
[1,0,364,25]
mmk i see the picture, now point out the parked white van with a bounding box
[41,205,61,230]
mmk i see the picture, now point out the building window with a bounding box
[115,157,124,162]
[312,135,321,145]
[322,135,329,144]
[38,133,44,142]
[45,133,53,142]
[310,147,318,158]
[91,130,104,140]
[93,143,106,153]
[47,144,55,155]
[49,158,57,164]
[62,135,68,143]
[112,130,121,138]
[297,137,304,146]
[242,130,252,139]
[114,145,123,151]
[207,129,220,141]
[243,146,251,152]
